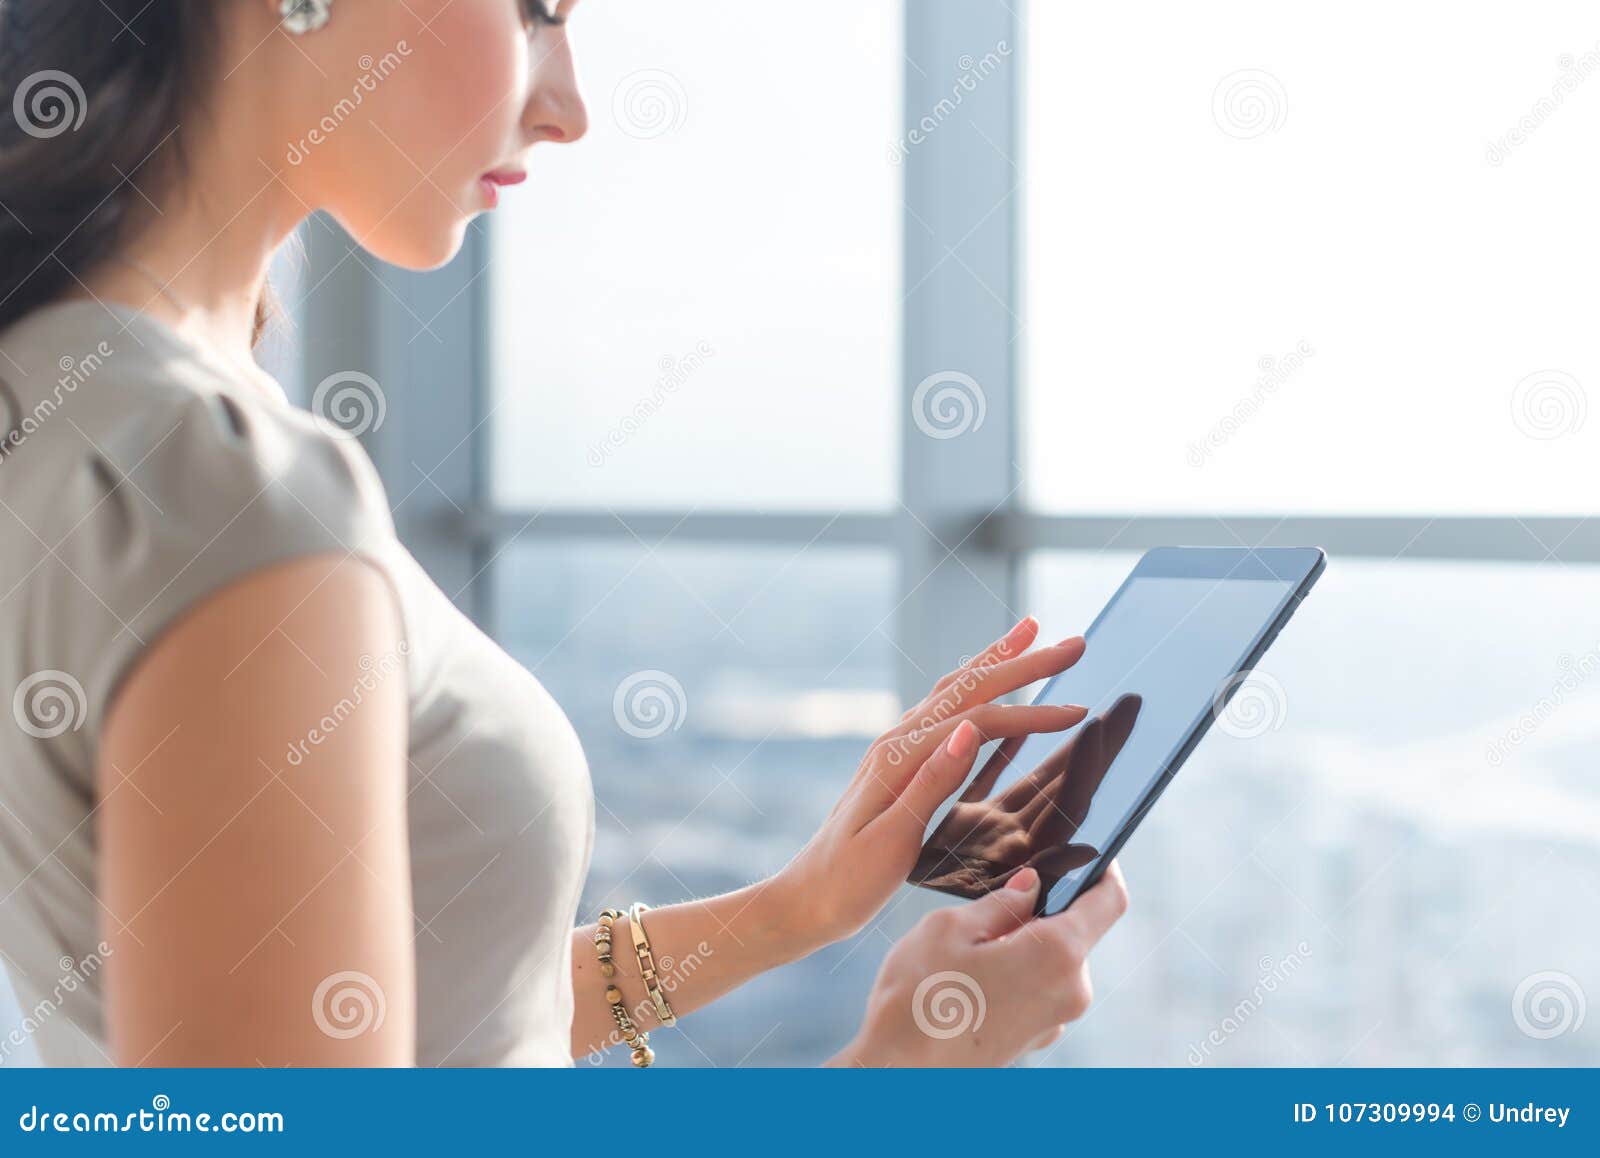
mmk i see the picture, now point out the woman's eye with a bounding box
[522,0,562,28]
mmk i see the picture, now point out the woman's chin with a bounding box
[345,213,473,273]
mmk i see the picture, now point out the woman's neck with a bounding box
[76,119,303,362]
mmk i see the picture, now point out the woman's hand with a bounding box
[831,862,1129,1067]
[767,616,1089,948]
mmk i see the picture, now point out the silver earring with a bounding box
[280,0,332,34]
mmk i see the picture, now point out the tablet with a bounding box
[910,546,1325,916]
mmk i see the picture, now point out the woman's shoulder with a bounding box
[0,298,395,547]
[0,299,401,744]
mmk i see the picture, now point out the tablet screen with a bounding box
[912,564,1305,915]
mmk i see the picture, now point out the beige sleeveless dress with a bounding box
[0,300,593,1066]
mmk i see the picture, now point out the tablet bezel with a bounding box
[1038,545,1326,914]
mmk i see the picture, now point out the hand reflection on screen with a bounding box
[909,693,1143,907]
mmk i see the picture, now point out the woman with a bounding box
[0,0,1127,1067]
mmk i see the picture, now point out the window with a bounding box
[469,0,1600,1066]
[490,0,902,511]
[1025,0,1600,516]
[144,0,1596,1070]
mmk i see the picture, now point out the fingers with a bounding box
[851,702,1086,823]
[959,734,1026,802]
[895,720,982,832]
[1047,860,1129,948]
[900,701,1087,769]
[909,636,1088,731]
[903,616,1040,721]
[960,865,1042,941]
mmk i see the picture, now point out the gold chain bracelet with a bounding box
[627,902,678,1027]
[594,908,654,1067]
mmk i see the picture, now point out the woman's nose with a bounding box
[527,72,588,145]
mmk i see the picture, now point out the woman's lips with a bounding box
[477,169,527,209]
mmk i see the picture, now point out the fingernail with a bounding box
[1006,866,1039,892]
[1057,635,1084,648]
[944,719,976,759]
[1008,616,1037,640]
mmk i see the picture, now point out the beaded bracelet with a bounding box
[595,908,654,1067]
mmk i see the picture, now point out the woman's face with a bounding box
[274,0,587,269]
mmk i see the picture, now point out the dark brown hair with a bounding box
[0,1,242,334]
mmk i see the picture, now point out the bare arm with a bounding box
[569,880,816,1059]
[98,554,414,1065]
[570,617,1129,1065]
